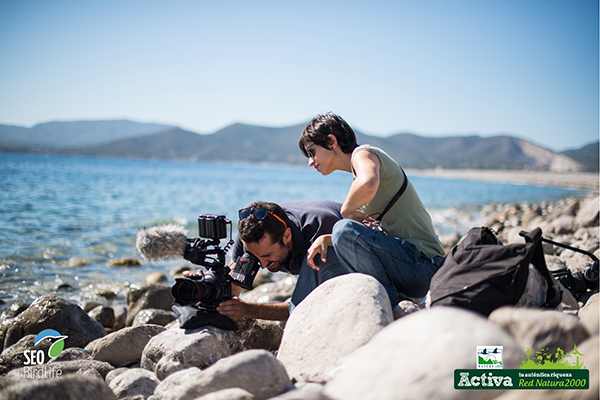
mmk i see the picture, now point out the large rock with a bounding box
[112,305,128,330]
[107,367,160,399]
[277,273,393,383]
[323,306,523,400]
[85,324,166,367]
[126,284,174,326]
[579,293,599,336]
[150,349,291,400]
[0,375,28,391]
[141,325,241,380]
[267,382,330,400]
[488,307,590,355]
[574,196,599,229]
[0,334,51,373]
[88,305,115,329]
[233,318,285,352]
[48,347,92,363]
[193,388,256,400]
[0,303,28,349]
[132,308,176,327]
[0,374,117,400]
[3,295,106,350]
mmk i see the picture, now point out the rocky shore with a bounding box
[0,195,598,400]
[411,169,599,191]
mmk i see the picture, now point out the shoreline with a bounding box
[409,168,599,191]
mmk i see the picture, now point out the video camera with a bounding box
[171,215,260,329]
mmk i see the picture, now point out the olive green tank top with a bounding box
[351,144,444,258]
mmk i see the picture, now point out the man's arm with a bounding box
[216,298,289,321]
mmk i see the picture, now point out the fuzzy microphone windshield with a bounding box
[136,224,189,260]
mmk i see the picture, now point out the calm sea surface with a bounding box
[0,153,588,309]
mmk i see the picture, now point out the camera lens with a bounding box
[171,273,222,307]
[172,278,205,306]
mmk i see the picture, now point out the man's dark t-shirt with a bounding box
[231,200,342,274]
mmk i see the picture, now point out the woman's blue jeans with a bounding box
[290,219,442,312]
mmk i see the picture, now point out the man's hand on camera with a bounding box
[216,296,249,320]
[182,269,204,278]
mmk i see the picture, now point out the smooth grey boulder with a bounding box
[324,306,523,400]
[267,382,331,400]
[277,273,393,383]
[193,387,256,400]
[141,325,240,380]
[150,349,291,400]
[107,367,160,399]
[233,318,285,352]
[85,324,166,367]
[574,196,599,229]
[488,306,589,355]
[0,374,117,400]
[88,305,115,329]
[579,293,599,336]
[0,334,51,372]
[132,308,176,327]
[113,305,128,330]
[48,347,92,362]
[3,295,106,350]
[126,284,174,326]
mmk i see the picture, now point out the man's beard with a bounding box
[280,250,293,270]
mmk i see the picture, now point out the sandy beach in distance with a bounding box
[409,168,599,191]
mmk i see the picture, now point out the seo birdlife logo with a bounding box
[24,329,68,365]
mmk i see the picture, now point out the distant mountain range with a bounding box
[0,120,597,172]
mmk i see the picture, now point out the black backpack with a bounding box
[429,227,562,316]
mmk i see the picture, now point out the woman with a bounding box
[298,112,444,304]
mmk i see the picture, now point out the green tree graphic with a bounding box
[520,345,586,370]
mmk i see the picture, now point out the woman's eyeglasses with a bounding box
[305,143,316,159]
[239,207,288,229]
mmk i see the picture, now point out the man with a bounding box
[187,199,344,321]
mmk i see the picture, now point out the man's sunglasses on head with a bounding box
[238,207,287,229]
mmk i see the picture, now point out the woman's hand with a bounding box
[306,234,333,271]
[341,208,369,222]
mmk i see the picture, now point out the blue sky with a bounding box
[0,0,597,151]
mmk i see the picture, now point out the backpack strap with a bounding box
[522,228,562,308]
[375,168,408,222]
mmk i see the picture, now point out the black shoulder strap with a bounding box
[523,228,562,308]
[376,168,408,222]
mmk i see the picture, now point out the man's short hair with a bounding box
[238,201,291,245]
[299,112,358,157]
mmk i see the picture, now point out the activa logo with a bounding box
[24,329,68,365]
[457,371,514,388]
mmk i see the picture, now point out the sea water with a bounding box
[0,153,588,309]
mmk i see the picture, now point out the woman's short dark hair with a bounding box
[238,201,291,245]
[299,112,358,157]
